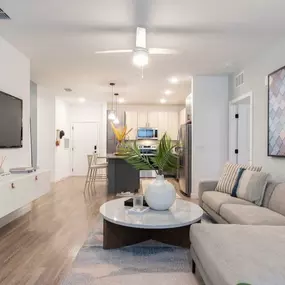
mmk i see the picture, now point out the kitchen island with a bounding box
[107,154,140,195]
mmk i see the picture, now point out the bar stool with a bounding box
[84,153,108,195]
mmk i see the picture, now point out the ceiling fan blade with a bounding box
[136,27,146,49]
[95,49,132,54]
[149,48,178,55]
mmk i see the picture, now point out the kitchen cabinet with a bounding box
[125,111,138,140]
[125,110,179,140]
[158,112,168,139]
[147,112,159,128]
[137,111,159,128]
[179,108,186,126]
[138,112,148,127]
[167,112,179,140]
[107,155,140,194]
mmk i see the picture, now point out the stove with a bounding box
[138,145,157,178]
[138,145,157,156]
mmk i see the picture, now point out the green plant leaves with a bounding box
[121,141,154,171]
[122,133,178,175]
[150,133,178,174]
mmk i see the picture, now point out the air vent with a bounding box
[235,71,244,88]
[64,88,72,92]
[0,8,10,20]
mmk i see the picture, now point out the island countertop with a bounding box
[106,154,126,159]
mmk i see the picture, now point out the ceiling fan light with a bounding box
[108,111,116,121]
[133,49,149,67]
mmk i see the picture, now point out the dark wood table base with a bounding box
[103,219,201,249]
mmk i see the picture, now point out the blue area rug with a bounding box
[61,217,204,285]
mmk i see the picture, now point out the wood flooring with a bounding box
[0,177,109,285]
[0,177,194,285]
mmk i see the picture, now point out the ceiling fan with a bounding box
[94,27,177,68]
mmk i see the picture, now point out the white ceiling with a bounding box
[0,0,285,104]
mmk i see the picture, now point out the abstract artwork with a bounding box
[268,66,285,157]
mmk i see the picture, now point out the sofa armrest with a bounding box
[198,181,218,207]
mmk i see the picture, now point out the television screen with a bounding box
[0,91,23,148]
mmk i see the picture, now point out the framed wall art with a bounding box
[268,65,285,157]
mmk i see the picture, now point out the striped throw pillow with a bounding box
[215,162,262,194]
[232,169,269,206]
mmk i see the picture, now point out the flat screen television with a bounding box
[0,91,23,148]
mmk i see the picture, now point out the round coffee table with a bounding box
[100,198,203,249]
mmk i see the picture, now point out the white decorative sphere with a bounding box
[145,175,176,211]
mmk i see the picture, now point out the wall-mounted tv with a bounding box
[0,91,23,148]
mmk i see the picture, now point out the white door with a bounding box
[237,104,251,164]
[125,111,138,140]
[229,104,238,163]
[229,95,252,165]
[72,122,99,176]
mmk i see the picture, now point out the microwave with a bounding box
[137,128,158,140]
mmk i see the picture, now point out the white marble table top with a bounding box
[99,198,203,229]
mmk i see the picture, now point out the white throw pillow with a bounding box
[215,162,262,194]
[233,169,269,206]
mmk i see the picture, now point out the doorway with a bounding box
[229,92,253,165]
[72,122,99,176]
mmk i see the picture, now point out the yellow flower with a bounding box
[111,123,133,142]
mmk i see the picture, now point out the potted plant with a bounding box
[111,123,133,155]
[122,133,179,210]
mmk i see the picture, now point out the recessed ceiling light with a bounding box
[118,98,125,103]
[160,98,167,104]
[168,77,179,84]
[164,90,172,96]
[64,88,72,92]
[78,97,86,103]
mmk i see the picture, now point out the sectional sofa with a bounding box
[190,180,285,285]
[198,180,285,225]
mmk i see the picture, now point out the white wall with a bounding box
[232,39,285,181]
[0,36,30,170]
[37,85,55,181]
[55,98,71,181]
[192,75,229,194]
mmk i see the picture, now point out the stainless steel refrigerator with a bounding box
[177,123,192,196]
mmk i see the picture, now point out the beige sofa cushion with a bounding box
[268,183,285,216]
[220,204,285,225]
[202,191,252,213]
[190,224,285,285]
[262,182,278,207]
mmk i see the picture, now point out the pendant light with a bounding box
[113,93,120,125]
[108,83,116,121]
